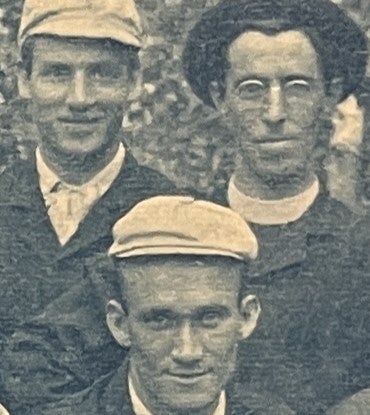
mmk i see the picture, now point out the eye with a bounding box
[198,311,224,328]
[40,65,72,79]
[236,79,265,99]
[141,312,176,330]
[89,65,122,81]
[285,79,311,93]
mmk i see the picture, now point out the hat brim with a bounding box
[19,14,142,48]
[109,245,247,261]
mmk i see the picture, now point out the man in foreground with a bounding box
[182,0,368,412]
[41,195,294,414]
[0,0,175,411]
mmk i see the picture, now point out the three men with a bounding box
[0,0,175,411]
[182,0,368,412]
[0,0,368,413]
[40,196,293,414]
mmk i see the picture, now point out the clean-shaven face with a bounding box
[24,37,136,157]
[122,259,246,413]
[222,30,326,182]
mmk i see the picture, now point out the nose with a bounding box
[66,70,93,108]
[171,323,203,364]
[262,81,286,126]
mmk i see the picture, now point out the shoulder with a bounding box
[0,157,38,203]
[327,388,370,415]
[117,153,177,195]
[228,382,296,415]
[310,193,358,227]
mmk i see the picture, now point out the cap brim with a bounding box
[109,245,247,261]
[19,14,142,48]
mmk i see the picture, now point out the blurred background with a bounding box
[0,0,369,203]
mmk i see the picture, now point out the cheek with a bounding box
[203,322,240,357]
[288,99,322,128]
[30,81,68,105]
[130,327,173,366]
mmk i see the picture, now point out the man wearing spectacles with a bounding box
[182,1,369,413]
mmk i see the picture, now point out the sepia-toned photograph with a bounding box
[0,0,369,414]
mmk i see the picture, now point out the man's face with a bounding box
[114,259,256,412]
[220,30,326,182]
[22,37,136,156]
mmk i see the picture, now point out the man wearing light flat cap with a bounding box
[0,0,176,412]
[42,196,294,415]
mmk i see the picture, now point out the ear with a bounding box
[239,294,261,340]
[106,300,131,348]
[17,69,31,99]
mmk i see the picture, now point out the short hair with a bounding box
[21,34,140,77]
[113,255,250,311]
[182,0,368,107]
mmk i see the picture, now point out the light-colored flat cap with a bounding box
[109,196,258,261]
[18,0,143,48]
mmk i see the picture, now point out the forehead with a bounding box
[121,259,241,310]
[31,37,121,65]
[228,30,320,79]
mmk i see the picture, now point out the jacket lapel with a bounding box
[55,153,139,260]
[6,158,64,258]
[100,363,136,415]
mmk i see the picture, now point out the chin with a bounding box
[253,159,309,181]
[57,137,108,156]
[161,393,216,412]
[157,380,221,412]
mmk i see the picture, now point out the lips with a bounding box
[257,136,297,144]
[166,371,211,384]
[255,137,302,151]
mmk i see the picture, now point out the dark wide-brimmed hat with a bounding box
[183,0,368,107]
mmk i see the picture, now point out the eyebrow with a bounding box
[138,304,232,320]
[36,59,122,68]
[138,308,179,322]
[193,305,232,319]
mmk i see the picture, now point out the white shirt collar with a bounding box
[36,144,125,245]
[128,376,226,415]
[228,175,320,225]
[36,143,126,195]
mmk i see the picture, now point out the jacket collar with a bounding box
[7,150,139,260]
[99,363,254,415]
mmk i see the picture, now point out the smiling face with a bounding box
[218,30,326,183]
[21,36,137,157]
[107,257,260,414]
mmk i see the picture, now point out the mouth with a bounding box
[256,137,301,149]
[166,371,211,384]
[58,117,103,125]
[258,136,297,144]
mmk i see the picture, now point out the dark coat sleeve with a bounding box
[1,162,183,415]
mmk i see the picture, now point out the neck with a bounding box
[129,367,220,415]
[234,163,317,200]
[39,141,120,185]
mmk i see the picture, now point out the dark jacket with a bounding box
[210,184,365,414]
[0,152,177,412]
[34,361,295,415]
